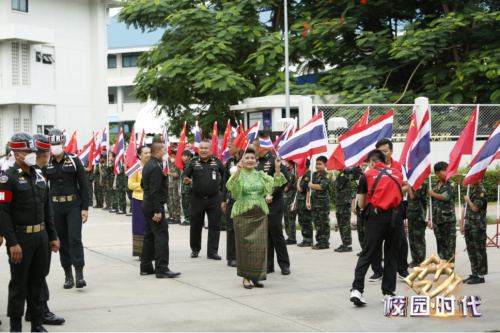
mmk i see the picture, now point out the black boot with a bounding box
[63,266,74,289]
[75,266,87,288]
[10,317,22,332]
[31,317,48,332]
[43,304,65,325]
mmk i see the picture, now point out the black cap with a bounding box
[33,133,51,152]
[48,129,66,144]
[9,132,37,152]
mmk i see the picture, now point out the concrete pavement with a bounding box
[0,207,499,332]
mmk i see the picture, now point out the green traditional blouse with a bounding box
[226,168,287,217]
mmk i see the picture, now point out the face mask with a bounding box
[162,154,169,162]
[23,152,37,166]
[51,145,64,156]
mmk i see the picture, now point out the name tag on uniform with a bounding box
[212,171,216,180]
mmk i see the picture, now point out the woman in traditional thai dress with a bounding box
[226,148,286,289]
[127,145,151,257]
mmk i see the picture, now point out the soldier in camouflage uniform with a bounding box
[84,160,94,207]
[428,162,456,263]
[126,187,133,215]
[296,159,312,247]
[460,179,488,284]
[306,156,333,250]
[407,182,428,267]
[103,152,117,212]
[93,155,104,208]
[283,160,297,244]
[334,170,353,252]
[180,151,193,226]
[114,164,127,214]
[167,148,181,224]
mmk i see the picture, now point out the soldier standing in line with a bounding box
[352,161,369,256]
[126,183,133,216]
[333,169,353,252]
[46,129,89,289]
[167,147,181,224]
[407,181,428,268]
[104,152,117,213]
[114,163,127,214]
[460,178,488,284]
[428,161,457,263]
[83,160,94,207]
[283,160,297,245]
[93,155,104,209]
[180,150,193,226]
[296,159,313,247]
[0,132,60,332]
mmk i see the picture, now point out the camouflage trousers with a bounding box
[104,181,117,209]
[93,178,103,206]
[181,192,191,224]
[297,199,312,243]
[168,184,181,220]
[283,196,297,241]
[407,218,427,263]
[127,189,133,213]
[356,205,365,248]
[312,206,330,245]
[336,204,352,246]
[87,177,94,205]
[433,222,456,263]
[116,181,127,212]
[465,225,488,275]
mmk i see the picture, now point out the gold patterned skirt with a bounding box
[234,206,268,281]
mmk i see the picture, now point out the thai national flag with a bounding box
[232,122,260,150]
[404,110,431,190]
[463,121,500,186]
[78,134,95,165]
[193,121,202,153]
[125,161,143,177]
[101,127,108,152]
[113,129,124,175]
[278,112,328,160]
[93,132,101,164]
[259,137,274,150]
[273,122,294,152]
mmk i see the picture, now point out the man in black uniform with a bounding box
[350,150,404,306]
[0,132,60,332]
[221,139,240,267]
[46,129,89,289]
[182,140,225,260]
[253,139,291,275]
[140,141,180,278]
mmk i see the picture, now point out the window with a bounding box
[122,52,142,68]
[12,0,28,12]
[108,54,117,68]
[42,54,54,64]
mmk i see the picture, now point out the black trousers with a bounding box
[141,205,170,273]
[190,194,221,255]
[225,199,236,261]
[352,221,402,295]
[372,227,409,273]
[7,231,48,319]
[53,199,85,267]
[267,197,290,270]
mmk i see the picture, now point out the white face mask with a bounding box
[51,145,64,156]
[23,152,37,166]
[162,154,169,162]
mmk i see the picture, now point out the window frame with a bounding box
[122,52,142,68]
[12,0,28,13]
[107,54,117,69]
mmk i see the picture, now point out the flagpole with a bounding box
[428,104,433,228]
[284,0,290,119]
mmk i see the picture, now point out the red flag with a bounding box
[352,107,370,130]
[125,127,137,168]
[64,131,78,154]
[294,157,307,178]
[211,122,218,156]
[239,121,244,134]
[399,108,418,165]
[175,123,187,170]
[445,107,478,180]
[219,120,231,161]
[233,122,259,150]
[138,129,145,147]
[88,131,95,168]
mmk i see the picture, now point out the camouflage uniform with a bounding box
[126,187,133,214]
[283,170,297,242]
[431,179,456,262]
[311,171,333,245]
[167,160,181,221]
[334,171,352,246]
[297,170,313,243]
[464,184,488,276]
[115,166,127,212]
[85,160,94,206]
[407,182,428,264]
[181,160,192,224]
[93,163,103,207]
[103,161,117,210]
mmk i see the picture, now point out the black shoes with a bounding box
[286,239,297,245]
[252,281,264,288]
[25,306,65,325]
[357,251,362,256]
[31,322,48,332]
[180,221,190,226]
[207,253,222,260]
[156,269,181,278]
[75,266,87,288]
[140,264,155,275]
[297,241,312,247]
[167,218,181,224]
[312,243,330,250]
[63,266,74,289]
[109,209,117,213]
[93,205,103,209]
[334,245,353,252]
[191,251,199,258]
[369,272,383,282]
[243,280,253,289]
[116,210,126,214]
[227,260,237,267]
[466,275,485,284]
[281,267,291,275]
[103,207,111,210]
[397,271,409,280]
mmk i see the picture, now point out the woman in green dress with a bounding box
[226,148,286,289]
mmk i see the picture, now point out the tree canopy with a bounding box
[118,0,500,136]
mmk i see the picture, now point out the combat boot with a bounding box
[31,316,48,332]
[75,266,87,288]
[63,266,74,289]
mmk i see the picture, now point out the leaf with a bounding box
[204,80,212,89]
[257,55,265,65]
[490,89,500,101]
[274,45,283,53]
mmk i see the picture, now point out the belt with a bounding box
[52,194,79,202]
[16,222,45,233]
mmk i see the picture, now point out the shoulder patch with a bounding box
[0,175,9,183]
[305,177,309,181]
[480,192,484,197]
[340,172,343,177]
[450,182,455,187]
[326,174,330,179]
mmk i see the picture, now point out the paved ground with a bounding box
[0,207,499,332]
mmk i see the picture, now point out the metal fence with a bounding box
[314,103,499,143]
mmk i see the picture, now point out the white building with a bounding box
[0,0,118,154]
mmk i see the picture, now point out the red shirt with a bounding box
[358,162,403,210]
[389,158,403,173]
